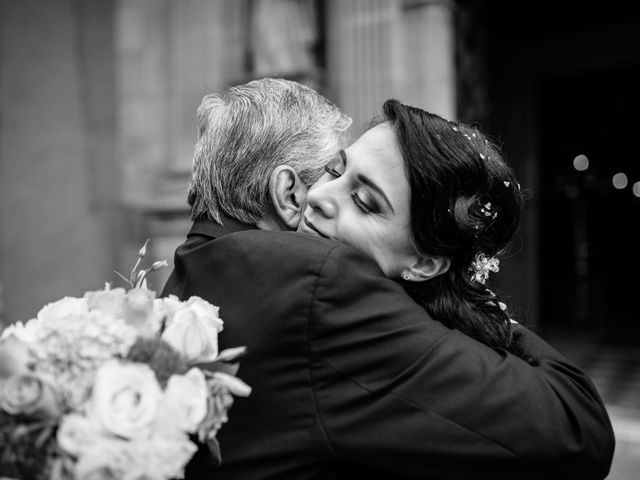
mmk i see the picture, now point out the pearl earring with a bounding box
[402,272,411,281]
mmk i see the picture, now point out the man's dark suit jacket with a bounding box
[162,218,614,480]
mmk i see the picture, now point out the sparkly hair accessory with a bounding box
[469,253,500,284]
[479,202,498,220]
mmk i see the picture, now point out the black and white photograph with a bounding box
[1,1,638,479]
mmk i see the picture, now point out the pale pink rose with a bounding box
[84,286,126,318]
[155,368,208,435]
[74,439,157,480]
[1,320,37,343]
[0,373,60,418]
[57,413,101,457]
[37,297,89,322]
[122,288,158,336]
[90,360,162,439]
[161,296,223,362]
[147,436,198,479]
[0,335,31,379]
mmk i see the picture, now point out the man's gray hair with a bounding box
[187,78,352,225]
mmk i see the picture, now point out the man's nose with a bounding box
[306,183,338,218]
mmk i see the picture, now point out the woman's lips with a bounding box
[301,216,330,239]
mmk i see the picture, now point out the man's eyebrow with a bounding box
[342,150,395,214]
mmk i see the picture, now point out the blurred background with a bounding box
[0,0,638,476]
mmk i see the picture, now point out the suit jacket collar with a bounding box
[188,216,258,239]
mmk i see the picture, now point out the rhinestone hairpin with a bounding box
[479,202,498,220]
[469,253,500,284]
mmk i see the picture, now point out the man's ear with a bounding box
[401,255,451,282]
[269,165,308,230]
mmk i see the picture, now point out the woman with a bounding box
[299,99,527,357]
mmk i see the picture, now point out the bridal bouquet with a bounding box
[0,242,251,480]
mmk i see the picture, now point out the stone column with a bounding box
[116,0,171,208]
[115,0,244,281]
[166,0,245,175]
[0,0,114,320]
[326,0,457,131]
[326,0,403,133]
[116,0,240,207]
[402,0,457,119]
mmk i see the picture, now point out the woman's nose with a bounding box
[306,183,338,218]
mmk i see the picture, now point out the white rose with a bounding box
[156,368,208,435]
[74,439,155,480]
[84,286,126,318]
[147,436,198,480]
[0,335,31,379]
[153,295,183,320]
[161,296,223,362]
[57,413,101,456]
[122,288,158,336]
[37,297,89,322]
[149,295,182,338]
[183,296,223,331]
[90,360,162,439]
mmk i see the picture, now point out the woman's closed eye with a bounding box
[352,191,378,214]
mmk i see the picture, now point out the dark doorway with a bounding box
[537,66,640,342]
[474,0,640,341]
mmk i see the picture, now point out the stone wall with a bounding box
[0,0,116,323]
[0,0,460,326]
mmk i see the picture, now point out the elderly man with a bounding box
[162,78,614,480]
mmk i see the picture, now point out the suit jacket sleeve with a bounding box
[308,243,614,479]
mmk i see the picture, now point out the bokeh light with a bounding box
[612,172,628,189]
[573,154,589,171]
[633,181,640,197]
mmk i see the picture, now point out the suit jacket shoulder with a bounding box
[165,227,614,480]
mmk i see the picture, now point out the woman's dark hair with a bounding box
[380,99,530,360]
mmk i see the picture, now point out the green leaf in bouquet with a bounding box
[34,424,54,448]
[0,413,59,480]
[194,361,240,376]
[206,436,222,467]
[215,346,248,362]
[193,346,247,375]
